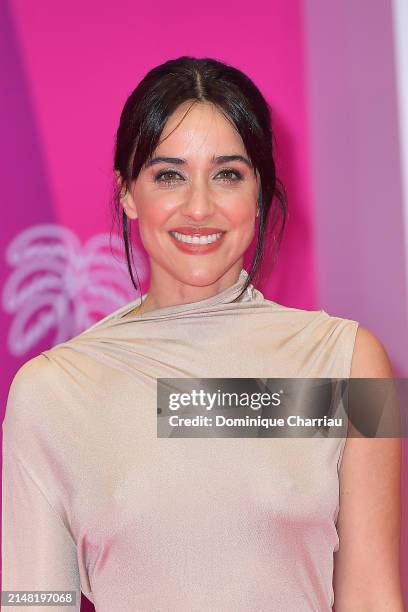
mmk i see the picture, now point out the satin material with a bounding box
[2,269,359,611]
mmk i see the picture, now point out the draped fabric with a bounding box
[2,269,359,611]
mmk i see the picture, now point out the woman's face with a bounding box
[120,101,260,288]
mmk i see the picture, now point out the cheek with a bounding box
[135,198,177,257]
[227,195,258,247]
[136,196,173,232]
[223,194,257,226]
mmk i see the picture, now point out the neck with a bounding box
[136,262,244,315]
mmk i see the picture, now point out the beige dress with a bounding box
[2,269,359,611]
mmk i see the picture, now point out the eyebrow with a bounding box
[144,154,253,169]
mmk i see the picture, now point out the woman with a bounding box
[2,56,403,611]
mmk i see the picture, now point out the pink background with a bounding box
[1,0,407,608]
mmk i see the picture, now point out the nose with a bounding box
[180,179,215,222]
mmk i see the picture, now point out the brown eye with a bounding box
[155,170,183,185]
[217,169,242,182]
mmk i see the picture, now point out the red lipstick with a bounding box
[168,227,226,255]
[170,226,225,236]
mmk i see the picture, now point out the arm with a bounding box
[333,326,404,611]
[1,359,82,611]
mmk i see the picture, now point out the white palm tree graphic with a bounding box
[2,224,147,356]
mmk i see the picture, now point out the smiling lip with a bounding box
[170,226,225,236]
[169,227,226,254]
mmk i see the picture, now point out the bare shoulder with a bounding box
[333,325,403,609]
[350,325,394,378]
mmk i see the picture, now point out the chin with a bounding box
[172,262,238,287]
[178,269,222,287]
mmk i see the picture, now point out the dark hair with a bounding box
[111,55,287,302]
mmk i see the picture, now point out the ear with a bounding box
[115,171,138,220]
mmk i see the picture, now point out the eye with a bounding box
[154,170,184,185]
[153,167,243,186]
[216,168,243,182]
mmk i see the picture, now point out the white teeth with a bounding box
[170,231,223,245]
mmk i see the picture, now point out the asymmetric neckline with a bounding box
[2,266,360,609]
